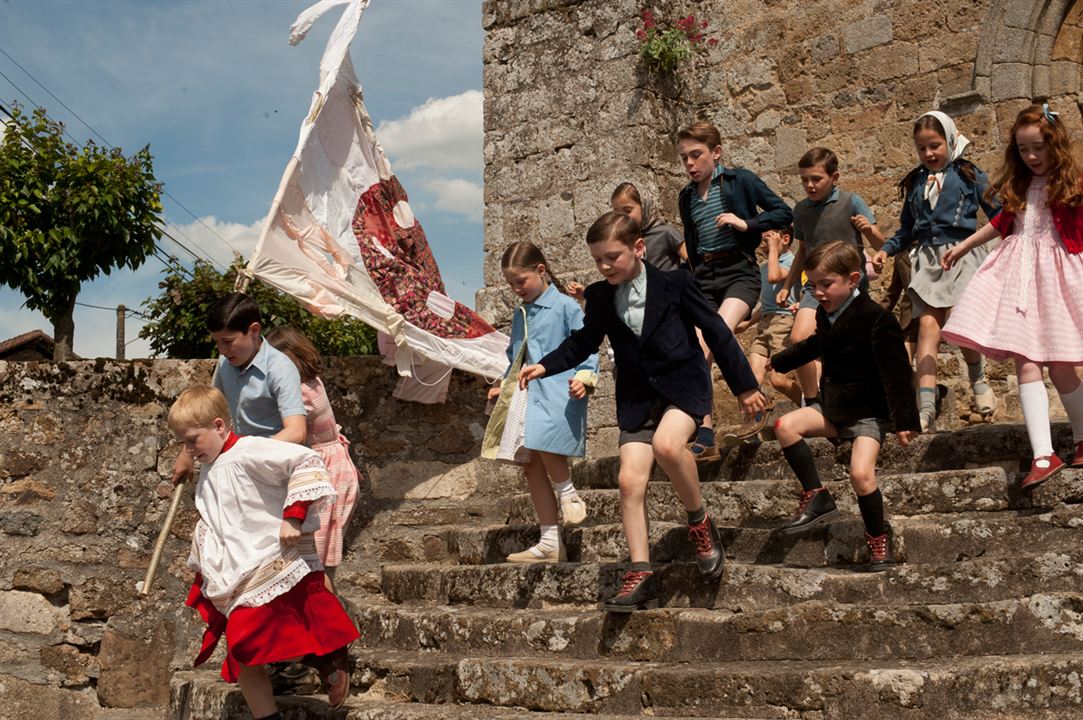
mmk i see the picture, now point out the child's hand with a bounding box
[941,246,966,270]
[763,229,781,249]
[897,430,917,446]
[279,518,302,545]
[871,250,888,273]
[487,386,502,401]
[519,364,546,389]
[568,379,586,400]
[715,213,748,233]
[787,302,799,314]
[737,388,767,417]
[851,215,872,233]
[775,287,790,306]
[566,281,585,301]
[171,452,194,486]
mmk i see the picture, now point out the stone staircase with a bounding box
[169,423,1083,719]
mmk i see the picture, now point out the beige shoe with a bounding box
[560,494,587,526]
[973,384,997,418]
[506,541,565,564]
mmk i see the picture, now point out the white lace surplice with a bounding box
[187,436,336,616]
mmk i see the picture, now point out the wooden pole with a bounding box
[138,483,185,594]
[116,305,126,360]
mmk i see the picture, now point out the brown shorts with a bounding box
[749,313,793,358]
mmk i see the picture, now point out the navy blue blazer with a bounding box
[539,263,759,431]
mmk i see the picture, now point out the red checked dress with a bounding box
[301,378,360,566]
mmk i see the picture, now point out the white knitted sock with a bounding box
[553,479,578,500]
[1020,381,1054,459]
[531,525,560,556]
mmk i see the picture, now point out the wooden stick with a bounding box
[138,482,186,595]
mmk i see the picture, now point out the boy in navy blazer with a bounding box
[520,212,765,612]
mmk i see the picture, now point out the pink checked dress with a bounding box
[943,176,1083,363]
[301,378,360,566]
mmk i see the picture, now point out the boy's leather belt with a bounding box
[701,249,746,263]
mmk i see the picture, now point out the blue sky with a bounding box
[0,0,484,358]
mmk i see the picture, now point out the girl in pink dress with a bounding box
[942,104,1083,489]
[266,327,361,587]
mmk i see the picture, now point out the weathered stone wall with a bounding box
[479,0,1083,446]
[0,358,488,713]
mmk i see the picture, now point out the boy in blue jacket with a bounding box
[519,212,765,612]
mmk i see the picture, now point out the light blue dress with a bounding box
[505,284,599,458]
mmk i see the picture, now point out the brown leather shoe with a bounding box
[722,398,775,446]
[316,647,350,708]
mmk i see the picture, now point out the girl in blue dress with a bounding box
[482,241,600,563]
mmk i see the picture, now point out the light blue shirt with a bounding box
[615,263,648,336]
[760,250,794,316]
[214,339,305,437]
[827,288,861,325]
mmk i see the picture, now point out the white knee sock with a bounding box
[1020,381,1054,458]
[553,479,578,500]
[1057,382,1083,443]
[533,524,560,554]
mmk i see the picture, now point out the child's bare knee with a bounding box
[651,435,684,463]
[774,413,800,442]
[850,468,877,494]
[618,471,648,500]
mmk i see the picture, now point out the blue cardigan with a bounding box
[677,166,793,263]
[539,263,758,431]
[882,161,1002,256]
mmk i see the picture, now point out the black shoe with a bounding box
[777,488,838,535]
[687,514,725,580]
[604,570,659,613]
[865,526,896,572]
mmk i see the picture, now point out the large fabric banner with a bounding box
[246,0,507,402]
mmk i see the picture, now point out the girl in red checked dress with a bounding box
[942,103,1083,490]
[168,386,359,719]
[267,327,361,590]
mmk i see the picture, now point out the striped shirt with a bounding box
[689,164,737,253]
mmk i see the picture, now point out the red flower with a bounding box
[707,37,719,47]
[676,15,695,30]
[636,28,647,40]
[641,9,655,24]
[701,20,709,29]
[690,32,703,43]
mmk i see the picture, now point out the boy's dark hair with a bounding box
[805,240,861,276]
[586,211,639,248]
[206,293,262,333]
[798,147,838,175]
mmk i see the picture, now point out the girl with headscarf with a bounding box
[871,111,1002,431]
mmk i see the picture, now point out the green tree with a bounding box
[140,258,376,359]
[0,104,163,359]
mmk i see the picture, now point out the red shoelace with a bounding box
[795,488,823,514]
[865,532,889,559]
[617,570,652,596]
[687,518,715,555]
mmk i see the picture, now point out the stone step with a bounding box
[344,649,1083,717]
[451,504,1083,566]
[379,552,1083,610]
[569,423,1078,488]
[506,466,1065,527]
[168,670,718,719]
[353,592,1083,663]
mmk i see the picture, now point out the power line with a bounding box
[0,47,243,266]
[74,300,150,320]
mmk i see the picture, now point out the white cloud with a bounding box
[423,178,483,223]
[161,216,265,270]
[377,90,483,173]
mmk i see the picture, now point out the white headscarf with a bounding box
[917,110,970,209]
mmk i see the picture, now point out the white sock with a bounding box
[531,524,560,555]
[1057,382,1083,443]
[553,479,578,500]
[1020,381,1054,458]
